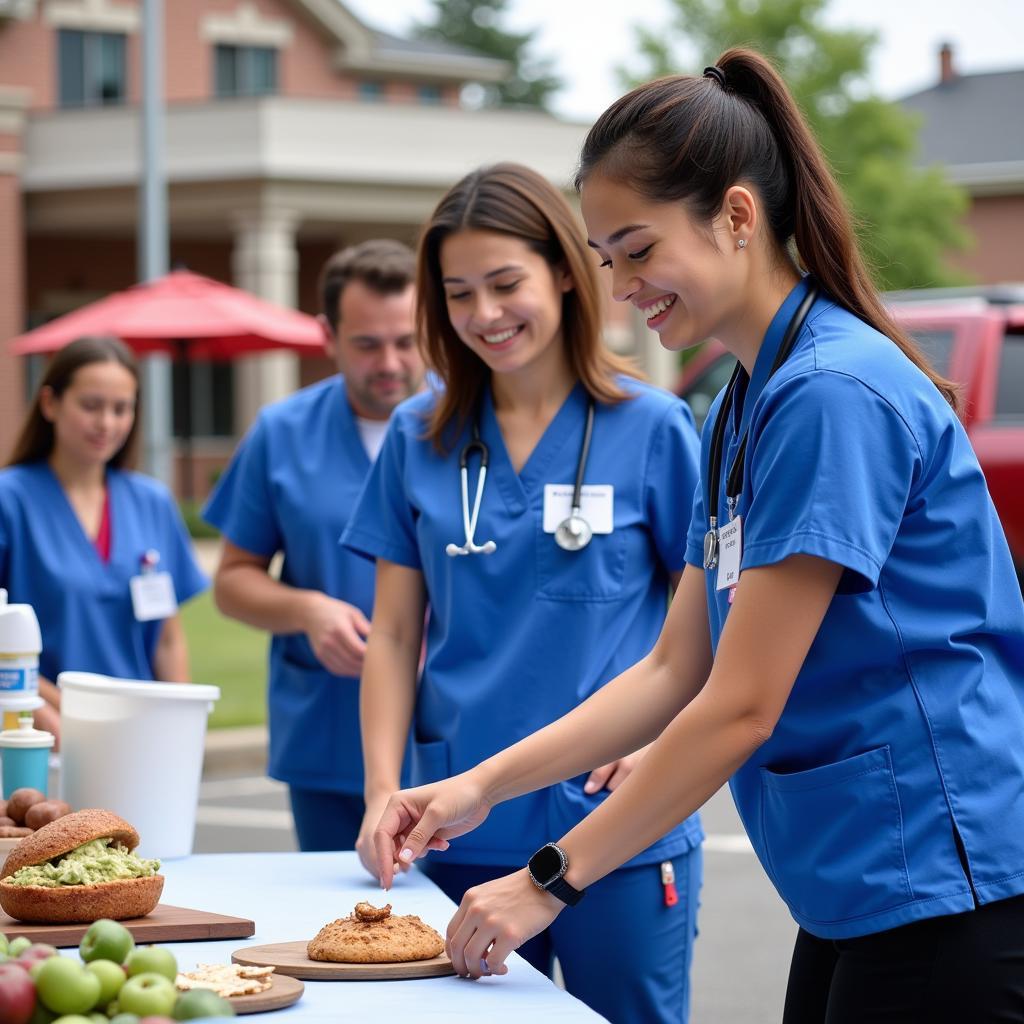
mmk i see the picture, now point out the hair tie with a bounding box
[703,66,726,88]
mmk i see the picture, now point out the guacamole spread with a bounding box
[7,838,161,888]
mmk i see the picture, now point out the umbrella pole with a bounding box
[179,340,194,503]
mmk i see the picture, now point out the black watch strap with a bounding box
[546,873,585,907]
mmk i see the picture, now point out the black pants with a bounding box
[783,895,1024,1023]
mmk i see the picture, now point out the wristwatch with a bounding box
[527,842,586,906]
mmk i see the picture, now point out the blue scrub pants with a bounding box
[422,845,702,1024]
[288,787,364,852]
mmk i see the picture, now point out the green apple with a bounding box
[79,922,134,967]
[84,960,125,1006]
[171,989,236,1020]
[124,948,177,983]
[89,1015,107,1024]
[8,937,31,958]
[0,934,8,958]
[35,957,102,1016]
[49,1017,94,1024]
[117,974,177,1019]
[107,1015,140,1024]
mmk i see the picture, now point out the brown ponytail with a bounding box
[575,47,960,412]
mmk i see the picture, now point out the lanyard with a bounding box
[703,283,820,571]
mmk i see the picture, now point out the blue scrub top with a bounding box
[0,463,207,683]
[344,378,705,867]
[203,376,376,794]
[685,277,1024,939]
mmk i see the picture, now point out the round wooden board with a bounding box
[232,940,455,981]
[228,973,304,1014]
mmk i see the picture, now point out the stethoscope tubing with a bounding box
[446,395,597,557]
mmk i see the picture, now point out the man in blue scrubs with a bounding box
[202,240,425,850]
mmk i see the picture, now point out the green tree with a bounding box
[620,0,969,289]
[414,0,562,111]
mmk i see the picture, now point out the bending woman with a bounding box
[369,51,1024,1024]
[0,336,207,740]
[343,163,703,1024]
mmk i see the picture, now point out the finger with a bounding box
[447,913,478,978]
[484,926,520,976]
[352,608,372,638]
[605,763,632,792]
[396,805,446,866]
[464,928,496,979]
[337,617,369,657]
[584,762,616,794]
[372,803,412,890]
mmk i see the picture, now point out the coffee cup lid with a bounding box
[0,719,55,749]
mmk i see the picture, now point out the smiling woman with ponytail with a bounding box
[365,49,1024,1023]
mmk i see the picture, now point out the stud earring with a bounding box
[737,239,747,249]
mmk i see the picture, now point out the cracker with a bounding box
[176,963,275,997]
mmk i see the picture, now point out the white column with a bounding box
[231,208,301,432]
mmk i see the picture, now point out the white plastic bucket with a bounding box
[57,672,220,860]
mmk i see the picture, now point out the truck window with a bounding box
[994,334,1024,421]
[907,329,955,378]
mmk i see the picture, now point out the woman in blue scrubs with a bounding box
[0,336,208,741]
[368,51,1024,1022]
[343,163,703,1024]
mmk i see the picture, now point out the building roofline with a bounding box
[291,0,509,83]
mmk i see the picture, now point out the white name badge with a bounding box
[129,571,179,622]
[543,485,614,535]
[715,516,743,592]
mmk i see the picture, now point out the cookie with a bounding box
[307,902,445,964]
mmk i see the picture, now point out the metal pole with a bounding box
[138,0,174,488]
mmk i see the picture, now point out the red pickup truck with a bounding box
[675,287,1024,576]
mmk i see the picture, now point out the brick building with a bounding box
[900,44,1024,285]
[0,0,656,497]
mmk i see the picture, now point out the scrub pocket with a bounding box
[536,521,626,601]
[410,737,450,787]
[760,745,912,928]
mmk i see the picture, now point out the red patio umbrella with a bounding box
[8,270,326,499]
[8,269,324,357]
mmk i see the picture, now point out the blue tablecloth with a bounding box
[159,851,607,1022]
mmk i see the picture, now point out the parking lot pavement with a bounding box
[195,763,796,1023]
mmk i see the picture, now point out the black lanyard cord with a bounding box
[703,282,820,569]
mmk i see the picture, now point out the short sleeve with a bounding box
[202,417,282,558]
[742,371,920,593]
[341,418,422,570]
[0,492,10,586]
[644,399,701,572]
[160,492,209,606]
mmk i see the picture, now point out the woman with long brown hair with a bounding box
[0,336,207,741]
[367,51,1024,1022]
[343,163,704,1023]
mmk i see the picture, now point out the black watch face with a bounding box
[530,844,564,887]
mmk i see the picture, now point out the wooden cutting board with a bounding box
[233,940,455,980]
[229,974,304,1015]
[0,904,255,946]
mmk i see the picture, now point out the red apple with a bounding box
[0,961,37,1024]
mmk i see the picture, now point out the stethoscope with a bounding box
[445,398,597,557]
[703,282,820,571]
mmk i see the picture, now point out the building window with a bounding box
[58,29,126,108]
[417,84,442,105]
[214,44,278,98]
[358,81,384,102]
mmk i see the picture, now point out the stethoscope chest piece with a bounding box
[555,511,593,552]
